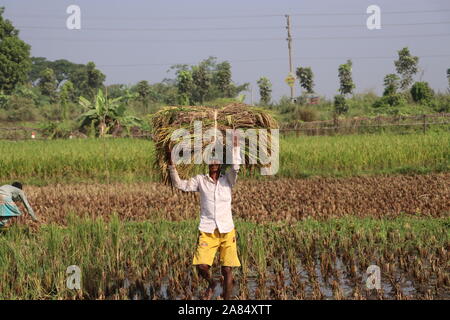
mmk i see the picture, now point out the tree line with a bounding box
[256,47,450,116]
[1,6,449,137]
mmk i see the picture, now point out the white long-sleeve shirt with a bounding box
[168,147,241,234]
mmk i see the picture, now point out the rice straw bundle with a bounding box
[151,103,278,184]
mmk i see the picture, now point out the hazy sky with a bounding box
[2,0,450,102]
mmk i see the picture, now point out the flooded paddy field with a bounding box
[1,216,448,300]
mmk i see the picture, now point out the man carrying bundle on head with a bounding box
[0,182,38,229]
[167,131,242,300]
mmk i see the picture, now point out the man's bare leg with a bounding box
[197,264,216,300]
[221,266,233,300]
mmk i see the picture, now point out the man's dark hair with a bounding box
[12,181,23,190]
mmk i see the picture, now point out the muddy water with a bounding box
[110,259,449,300]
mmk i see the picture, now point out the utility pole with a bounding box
[285,14,295,101]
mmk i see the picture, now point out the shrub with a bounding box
[40,121,77,139]
[39,104,64,121]
[0,92,9,109]
[277,96,297,114]
[5,95,37,121]
[372,93,407,108]
[6,106,37,121]
[334,95,348,115]
[293,107,319,122]
[427,93,450,113]
[410,81,434,104]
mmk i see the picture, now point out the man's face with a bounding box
[209,161,221,173]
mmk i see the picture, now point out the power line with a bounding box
[297,21,450,29]
[23,37,284,42]
[22,32,450,43]
[294,33,450,40]
[96,54,450,68]
[290,9,450,16]
[6,8,450,20]
[15,21,450,31]
[16,25,284,31]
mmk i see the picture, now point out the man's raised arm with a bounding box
[167,147,199,192]
[225,131,242,187]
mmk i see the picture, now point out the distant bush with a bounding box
[0,92,9,109]
[427,93,450,113]
[293,107,319,122]
[5,96,37,121]
[372,93,407,108]
[12,85,40,106]
[39,104,64,121]
[350,91,379,106]
[410,82,434,104]
[6,106,37,122]
[276,96,297,114]
[40,121,77,139]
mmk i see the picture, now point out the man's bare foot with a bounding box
[202,282,216,300]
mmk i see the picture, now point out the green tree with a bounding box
[176,70,194,105]
[105,84,126,99]
[69,66,89,98]
[135,80,151,108]
[334,94,348,115]
[213,61,232,97]
[296,67,314,94]
[79,89,141,137]
[394,47,419,90]
[410,81,434,104]
[192,63,211,104]
[170,57,247,103]
[0,7,31,94]
[383,73,400,96]
[86,62,105,98]
[338,60,355,96]
[148,80,178,105]
[60,80,77,119]
[52,59,81,86]
[69,61,105,100]
[257,77,272,105]
[30,57,83,87]
[38,68,58,101]
[29,57,50,84]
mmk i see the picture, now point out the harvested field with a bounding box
[20,173,450,225]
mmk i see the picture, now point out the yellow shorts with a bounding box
[193,228,241,267]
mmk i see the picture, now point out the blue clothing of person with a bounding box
[0,185,37,228]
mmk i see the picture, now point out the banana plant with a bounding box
[79,89,142,137]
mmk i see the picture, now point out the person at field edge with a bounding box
[0,182,38,229]
[167,131,242,300]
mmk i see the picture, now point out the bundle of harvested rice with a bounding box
[151,103,278,184]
